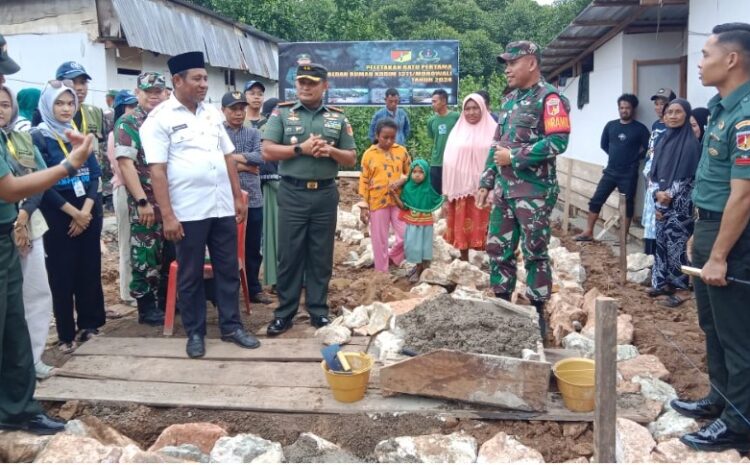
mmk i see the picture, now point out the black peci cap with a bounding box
[168,51,205,75]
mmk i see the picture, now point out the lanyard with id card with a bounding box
[56,135,86,198]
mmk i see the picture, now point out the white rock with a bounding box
[282,433,360,463]
[562,332,595,358]
[158,444,210,463]
[357,238,372,255]
[209,434,284,463]
[434,218,447,236]
[468,249,489,269]
[633,375,678,407]
[451,285,487,301]
[337,210,359,231]
[370,330,405,362]
[627,268,651,286]
[650,438,742,463]
[348,246,373,269]
[340,228,364,245]
[346,251,359,262]
[0,431,51,462]
[419,267,452,287]
[617,344,640,362]
[409,283,447,298]
[445,259,489,289]
[374,433,477,463]
[341,305,369,329]
[364,302,394,335]
[615,417,656,463]
[627,252,654,272]
[648,409,699,442]
[477,432,544,463]
[549,236,561,249]
[315,325,351,345]
[34,434,123,463]
[521,349,541,361]
[432,236,460,264]
[549,247,586,283]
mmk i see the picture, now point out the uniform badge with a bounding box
[290,136,298,145]
[708,148,719,157]
[346,122,353,136]
[736,120,750,130]
[287,111,299,122]
[737,129,750,152]
[545,97,561,116]
[718,120,725,130]
[542,95,570,135]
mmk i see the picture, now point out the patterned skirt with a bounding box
[444,196,491,250]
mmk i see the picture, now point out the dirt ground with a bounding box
[39,180,709,462]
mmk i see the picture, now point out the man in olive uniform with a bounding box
[476,41,571,341]
[115,72,168,326]
[262,63,356,336]
[56,62,112,209]
[669,23,750,453]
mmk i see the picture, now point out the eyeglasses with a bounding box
[47,79,75,89]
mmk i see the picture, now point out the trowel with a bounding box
[681,266,750,286]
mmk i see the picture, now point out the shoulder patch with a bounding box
[543,93,571,135]
[327,105,344,113]
[736,129,750,156]
[277,101,295,107]
[735,120,750,130]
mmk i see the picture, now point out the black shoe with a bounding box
[310,316,330,329]
[137,295,164,326]
[77,328,99,343]
[680,419,750,453]
[494,292,512,301]
[531,300,548,343]
[266,317,293,336]
[221,328,261,349]
[250,293,273,305]
[670,397,724,420]
[186,334,205,358]
[0,413,66,435]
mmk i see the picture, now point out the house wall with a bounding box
[687,0,741,106]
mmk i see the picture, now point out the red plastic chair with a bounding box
[163,191,251,336]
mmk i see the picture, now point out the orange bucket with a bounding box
[320,352,373,403]
[553,358,596,412]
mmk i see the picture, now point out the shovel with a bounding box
[681,266,750,286]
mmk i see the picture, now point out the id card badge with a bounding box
[73,178,86,197]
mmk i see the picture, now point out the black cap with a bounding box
[296,63,328,82]
[0,34,20,75]
[244,80,265,92]
[221,91,247,108]
[650,87,676,102]
[168,51,205,75]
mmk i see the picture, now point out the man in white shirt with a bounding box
[140,51,259,358]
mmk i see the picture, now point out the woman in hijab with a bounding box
[0,84,56,379]
[31,80,105,353]
[13,88,41,132]
[442,93,497,261]
[690,107,710,143]
[260,97,280,289]
[648,99,701,307]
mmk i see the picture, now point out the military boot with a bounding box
[137,294,165,326]
[531,300,547,343]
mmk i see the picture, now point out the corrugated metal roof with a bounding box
[541,0,688,78]
[111,0,278,79]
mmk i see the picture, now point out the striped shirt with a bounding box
[223,122,264,208]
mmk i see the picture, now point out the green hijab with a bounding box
[17,88,41,121]
[400,159,444,213]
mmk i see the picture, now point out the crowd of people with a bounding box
[1,21,750,453]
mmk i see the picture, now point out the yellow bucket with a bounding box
[321,352,374,403]
[553,358,596,412]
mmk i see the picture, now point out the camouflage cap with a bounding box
[497,40,541,63]
[137,72,166,90]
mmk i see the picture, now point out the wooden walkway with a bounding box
[36,336,658,422]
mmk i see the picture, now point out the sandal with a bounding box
[648,287,675,297]
[660,294,686,308]
[35,361,56,380]
[57,341,77,354]
[574,234,593,242]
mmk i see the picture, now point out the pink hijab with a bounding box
[442,93,497,201]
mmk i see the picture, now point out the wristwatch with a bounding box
[60,159,78,177]
[137,198,148,207]
[293,144,302,156]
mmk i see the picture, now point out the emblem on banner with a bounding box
[390,50,412,63]
[546,97,561,116]
[737,129,750,152]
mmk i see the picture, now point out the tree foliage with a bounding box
[188,0,589,165]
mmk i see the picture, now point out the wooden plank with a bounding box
[379,349,551,412]
[55,355,380,388]
[594,297,618,463]
[562,158,573,232]
[74,337,367,361]
[34,377,657,423]
[619,193,628,284]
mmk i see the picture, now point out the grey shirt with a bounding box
[223,122,263,208]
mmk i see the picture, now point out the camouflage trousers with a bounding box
[486,193,557,302]
[129,221,167,300]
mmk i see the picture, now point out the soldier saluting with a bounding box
[476,41,571,342]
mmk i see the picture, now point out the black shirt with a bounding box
[601,119,650,173]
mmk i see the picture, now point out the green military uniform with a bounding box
[75,103,111,200]
[690,79,750,435]
[0,141,43,425]
[262,66,356,321]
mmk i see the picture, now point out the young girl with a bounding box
[392,159,445,281]
[358,118,410,273]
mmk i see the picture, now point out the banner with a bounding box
[278,40,460,106]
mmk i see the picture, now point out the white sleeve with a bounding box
[141,113,170,164]
[219,122,235,155]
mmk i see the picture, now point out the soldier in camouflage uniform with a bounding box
[114,72,168,326]
[476,41,571,340]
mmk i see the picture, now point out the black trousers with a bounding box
[41,194,105,344]
[0,227,42,424]
[245,207,263,296]
[693,217,750,433]
[588,169,639,218]
[175,216,243,338]
[275,180,338,319]
[430,166,443,195]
